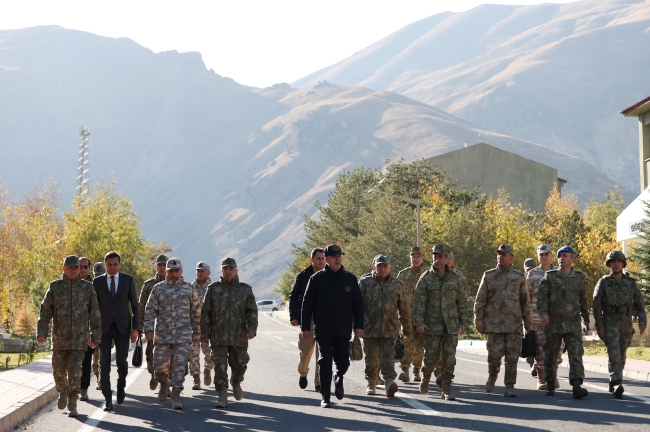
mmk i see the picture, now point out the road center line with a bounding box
[375,385,441,416]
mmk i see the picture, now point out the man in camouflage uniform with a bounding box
[139,254,168,390]
[593,250,647,398]
[475,244,532,397]
[201,257,258,409]
[524,258,536,276]
[397,246,426,383]
[413,245,469,401]
[144,258,201,409]
[526,244,561,390]
[359,254,411,397]
[37,256,102,417]
[189,261,214,390]
[537,246,589,399]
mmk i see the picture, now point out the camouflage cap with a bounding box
[324,244,344,257]
[605,250,627,267]
[537,244,552,254]
[221,257,237,268]
[166,258,182,270]
[409,246,422,255]
[155,254,169,264]
[496,243,514,256]
[556,245,576,257]
[93,262,106,275]
[196,261,210,270]
[431,244,449,256]
[373,254,391,265]
[63,255,80,267]
[524,258,536,270]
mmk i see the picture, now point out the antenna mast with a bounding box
[77,126,91,196]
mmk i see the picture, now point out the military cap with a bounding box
[93,262,106,275]
[196,261,210,270]
[605,250,627,267]
[373,254,391,265]
[166,258,182,270]
[409,246,422,255]
[324,244,344,257]
[155,254,169,264]
[537,244,552,254]
[431,244,449,256]
[63,255,80,267]
[556,246,576,257]
[495,243,514,256]
[524,258,536,270]
[221,257,237,268]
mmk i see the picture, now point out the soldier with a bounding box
[359,254,411,397]
[526,244,561,390]
[414,245,470,401]
[289,248,325,393]
[537,246,589,399]
[593,250,647,398]
[201,257,258,409]
[36,256,102,417]
[92,262,105,391]
[396,246,426,383]
[475,244,532,397]
[524,258,536,276]
[144,258,201,409]
[189,261,214,390]
[139,254,168,391]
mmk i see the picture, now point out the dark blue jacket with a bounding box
[301,264,364,339]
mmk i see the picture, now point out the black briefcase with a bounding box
[394,336,404,360]
[131,337,143,368]
[520,330,536,358]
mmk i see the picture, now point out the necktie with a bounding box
[110,276,116,298]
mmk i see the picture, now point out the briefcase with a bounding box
[350,335,363,361]
[131,337,143,368]
[394,336,404,360]
[520,330,536,358]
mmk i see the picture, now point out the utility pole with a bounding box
[77,126,91,196]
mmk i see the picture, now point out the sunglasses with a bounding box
[80,265,89,269]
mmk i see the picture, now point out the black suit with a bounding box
[93,272,139,402]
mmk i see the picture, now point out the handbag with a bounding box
[131,336,143,368]
[520,330,536,358]
[349,335,363,361]
[394,336,404,360]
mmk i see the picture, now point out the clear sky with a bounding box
[0,0,578,88]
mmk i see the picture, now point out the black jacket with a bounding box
[301,264,364,339]
[289,265,315,324]
[93,272,139,335]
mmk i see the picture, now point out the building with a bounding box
[427,143,563,211]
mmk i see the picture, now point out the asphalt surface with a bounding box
[17,312,650,431]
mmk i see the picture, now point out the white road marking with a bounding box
[274,336,284,341]
[289,342,298,347]
[375,385,441,416]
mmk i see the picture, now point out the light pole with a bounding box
[368,189,421,248]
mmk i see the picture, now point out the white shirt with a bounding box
[107,271,120,295]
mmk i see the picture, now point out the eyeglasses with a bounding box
[80,265,89,269]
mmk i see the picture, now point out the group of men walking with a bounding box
[290,242,647,407]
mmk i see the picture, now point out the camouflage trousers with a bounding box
[486,333,521,386]
[603,316,635,384]
[154,343,190,389]
[363,337,397,382]
[422,330,458,380]
[52,349,85,398]
[530,322,562,369]
[92,347,100,377]
[189,339,214,375]
[543,331,584,385]
[146,339,155,374]
[211,345,250,390]
[400,326,424,370]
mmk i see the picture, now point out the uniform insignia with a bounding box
[345,286,351,292]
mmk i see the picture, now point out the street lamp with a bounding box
[368,189,421,248]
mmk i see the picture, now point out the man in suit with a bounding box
[93,251,139,411]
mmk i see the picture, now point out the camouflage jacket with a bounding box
[537,268,589,334]
[412,266,470,335]
[143,277,201,344]
[452,268,470,298]
[192,277,212,310]
[474,265,532,334]
[359,271,411,339]
[396,264,426,317]
[526,264,557,323]
[201,276,258,347]
[138,274,164,332]
[593,273,647,331]
[37,275,102,350]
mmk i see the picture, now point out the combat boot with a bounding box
[158,380,169,402]
[57,391,68,410]
[436,375,443,389]
[398,367,410,382]
[441,379,455,401]
[413,367,422,382]
[215,387,229,408]
[612,381,624,399]
[536,367,546,390]
[170,388,183,410]
[366,380,377,395]
[571,380,588,399]
[231,379,243,401]
[192,374,201,390]
[530,364,537,377]
[485,375,497,393]
[385,380,398,398]
[504,385,517,397]
[204,368,212,386]
[545,380,555,396]
[67,395,78,417]
[419,372,431,395]
[149,373,158,390]
[80,389,89,401]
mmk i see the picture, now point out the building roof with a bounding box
[620,95,650,117]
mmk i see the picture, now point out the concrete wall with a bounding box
[428,143,559,211]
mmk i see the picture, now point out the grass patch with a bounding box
[0,351,50,373]
[583,339,650,361]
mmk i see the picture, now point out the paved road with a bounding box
[19,313,650,431]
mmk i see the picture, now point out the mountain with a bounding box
[0,26,631,296]
[293,0,650,191]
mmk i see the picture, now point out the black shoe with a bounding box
[299,376,308,389]
[531,366,537,377]
[614,384,624,399]
[608,382,614,393]
[320,398,331,408]
[315,385,321,393]
[572,383,588,399]
[102,400,114,411]
[545,388,555,396]
[334,375,344,400]
[117,386,125,404]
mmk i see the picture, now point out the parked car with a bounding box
[256,299,283,311]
